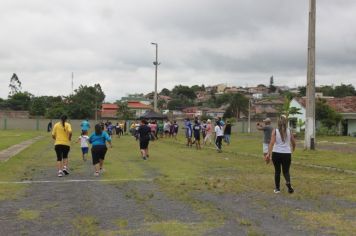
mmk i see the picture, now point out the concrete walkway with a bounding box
[0,136,43,162]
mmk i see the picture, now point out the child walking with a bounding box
[77,130,89,161]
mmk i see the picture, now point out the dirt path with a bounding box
[0,156,204,235]
[0,136,43,162]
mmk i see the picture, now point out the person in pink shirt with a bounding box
[203,119,213,145]
[150,120,158,140]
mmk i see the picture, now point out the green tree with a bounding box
[278,97,302,118]
[9,73,22,96]
[227,93,249,119]
[269,76,276,93]
[30,97,47,116]
[171,85,196,100]
[167,99,193,110]
[298,86,306,96]
[7,92,33,110]
[316,99,342,129]
[159,88,171,96]
[333,84,356,97]
[66,84,105,119]
[116,101,134,120]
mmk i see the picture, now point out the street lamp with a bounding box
[151,42,160,112]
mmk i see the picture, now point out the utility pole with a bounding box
[151,42,160,112]
[248,98,251,133]
[305,0,316,150]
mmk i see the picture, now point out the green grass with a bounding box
[0,130,43,151]
[0,130,355,235]
[17,209,40,221]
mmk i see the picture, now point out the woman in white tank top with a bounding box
[268,115,296,194]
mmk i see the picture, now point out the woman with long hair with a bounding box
[268,115,296,194]
[52,115,72,177]
[89,124,112,176]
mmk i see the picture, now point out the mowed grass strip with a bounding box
[0,130,43,151]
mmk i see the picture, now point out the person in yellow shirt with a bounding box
[52,115,72,177]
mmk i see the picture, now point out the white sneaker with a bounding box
[99,168,105,174]
[57,170,63,177]
[63,166,69,175]
[274,189,281,194]
[94,171,100,177]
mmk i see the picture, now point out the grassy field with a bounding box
[0,130,44,151]
[0,130,355,235]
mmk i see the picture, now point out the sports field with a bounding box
[0,131,355,235]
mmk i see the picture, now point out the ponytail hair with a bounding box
[95,124,102,136]
[277,115,288,143]
[61,115,67,131]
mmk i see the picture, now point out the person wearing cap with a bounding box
[257,117,273,164]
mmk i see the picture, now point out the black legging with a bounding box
[272,152,291,189]
[215,136,223,150]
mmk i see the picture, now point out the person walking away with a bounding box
[89,124,112,177]
[201,120,207,140]
[257,118,273,164]
[193,120,202,149]
[52,115,72,177]
[214,121,224,153]
[76,130,89,161]
[81,119,90,133]
[47,120,52,132]
[150,121,157,141]
[172,121,179,140]
[224,121,232,145]
[138,119,151,160]
[268,115,296,194]
[184,118,193,147]
[163,120,171,138]
[158,120,164,138]
[204,119,213,145]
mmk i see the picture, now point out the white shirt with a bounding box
[214,125,224,137]
[272,128,291,153]
[79,135,89,148]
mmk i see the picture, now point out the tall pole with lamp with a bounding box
[151,42,160,112]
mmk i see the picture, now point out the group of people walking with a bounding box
[51,114,295,194]
[184,117,232,152]
[52,117,112,177]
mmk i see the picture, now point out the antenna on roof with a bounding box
[71,72,74,94]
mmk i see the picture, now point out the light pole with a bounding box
[305,0,316,150]
[248,98,251,133]
[151,42,160,112]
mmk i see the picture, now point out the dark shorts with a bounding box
[55,145,70,161]
[139,139,149,149]
[91,145,107,165]
[194,134,200,141]
[81,147,89,154]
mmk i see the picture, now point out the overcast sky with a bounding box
[0,0,355,101]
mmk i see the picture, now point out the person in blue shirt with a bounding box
[81,119,91,132]
[89,124,112,176]
[184,118,193,147]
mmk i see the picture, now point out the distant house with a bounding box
[121,95,151,105]
[290,96,356,135]
[182,107,203,118]
[204,108,225,118]
[127,101,152,118]
[252,98,285,118]
[100,104,118,119]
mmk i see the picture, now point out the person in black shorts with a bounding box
[138,119,151,160]
[89,124,112,176]
[193,120,202,149]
